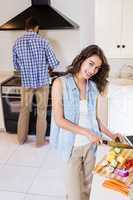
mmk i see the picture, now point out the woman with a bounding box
[50,45,122,200]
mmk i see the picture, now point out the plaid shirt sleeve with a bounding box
[45,40,59,69]
[13,44,20,71]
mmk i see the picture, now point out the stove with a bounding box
[1,72,65,135]
[2,76,21,95]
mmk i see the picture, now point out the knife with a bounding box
[102,140,133,149]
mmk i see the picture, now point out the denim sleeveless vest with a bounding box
[50,73,101,161]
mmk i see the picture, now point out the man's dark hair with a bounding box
[25,17,39,30]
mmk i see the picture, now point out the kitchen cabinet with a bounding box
[94,0,133,58]
[108,84,133,135]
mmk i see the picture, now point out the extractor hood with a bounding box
[0,0,79,30]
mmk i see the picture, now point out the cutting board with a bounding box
[94,148,133,186]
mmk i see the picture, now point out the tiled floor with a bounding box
[0,132,67,200]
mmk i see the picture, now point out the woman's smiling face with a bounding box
[79,55,102,79]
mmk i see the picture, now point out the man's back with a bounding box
[13,31,59,88]
[13,17,59,147]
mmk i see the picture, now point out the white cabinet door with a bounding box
[95,0,122,58]
[108,88,133,135]
[108,97,126,133]
[95,0,133,58]
[121,0,133,58]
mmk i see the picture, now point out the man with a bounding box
[13,17,59,147]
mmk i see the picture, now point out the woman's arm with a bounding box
[52,78,101,143]
[96,97,123,141]
[97,117,123,141]
[96,117,115,139]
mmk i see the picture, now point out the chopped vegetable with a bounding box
[106,151,116,162]
[114,147,121,154]
[123,159,133,169]
[102,179,129,196]
[110,159,118,168]
[114,168,129,177]
[108,178,129,189]
[101,160,108,167]
[105,166,114,173]
[117,155,125,165]
[109,151,116,156]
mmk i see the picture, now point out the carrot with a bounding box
[102,180,129,196]
[103,180,128,193]
[104,183,128,196]
[107,178,128,190]
[102,182,128,196]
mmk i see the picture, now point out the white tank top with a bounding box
[74,99,90,146]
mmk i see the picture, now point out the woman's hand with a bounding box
[89,132,102,144]
[111,133,124,143]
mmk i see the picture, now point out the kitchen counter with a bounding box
[0,71,13,85]
[90,145,129,200]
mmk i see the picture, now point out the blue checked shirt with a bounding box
[13,32,59,88]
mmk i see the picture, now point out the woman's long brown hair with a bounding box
[66,45,110,93]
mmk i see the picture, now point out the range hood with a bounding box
[0,0,79,30]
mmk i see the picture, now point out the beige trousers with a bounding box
[17,86,49,145]
[67,144,96,200]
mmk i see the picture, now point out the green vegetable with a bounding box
[114,147,121,154]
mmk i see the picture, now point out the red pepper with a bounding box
[123,159,133,169]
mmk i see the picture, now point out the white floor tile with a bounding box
[41,147,67,170]
[25,194,66,200]
[39,168,66,179]
[0,133,19,164]
[28,172,66,197]
[0,191,25,200]
[7,143,50,167]
[0,133,67,198]
[28,148,67,196]
[0,145,17,164]
[0,165,38,192]
[40,148,67,183]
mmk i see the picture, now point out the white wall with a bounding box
[0,0,31,25]
[52,0,95,49]
[0,0,94,72]
[0,0,31,71]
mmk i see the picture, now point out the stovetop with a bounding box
[3,76,21,86]
[2,71,66,87]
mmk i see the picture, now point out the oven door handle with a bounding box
[2,95,21,99]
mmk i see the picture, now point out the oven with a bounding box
[2,89,21,133]
[1,72,65,136]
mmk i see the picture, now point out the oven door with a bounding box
[2,95,21,133]
[2,94,51,136]
[2,95,36,134]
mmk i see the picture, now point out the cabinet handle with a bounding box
[117,45,120,48]
[122,45,126,48]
